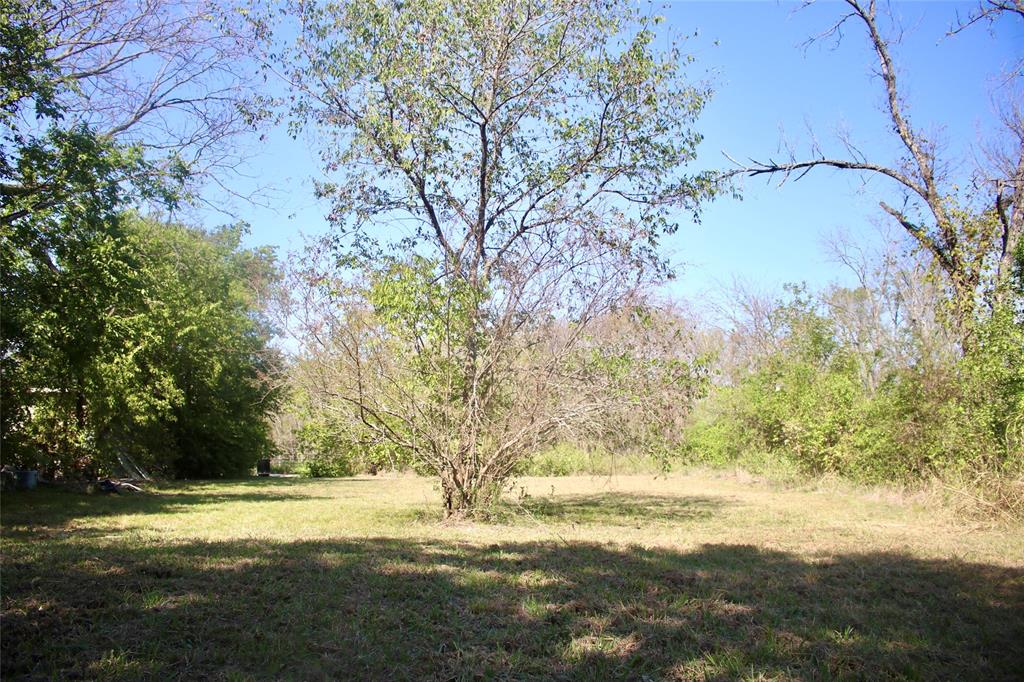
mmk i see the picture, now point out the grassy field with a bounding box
[2,473,1022,680]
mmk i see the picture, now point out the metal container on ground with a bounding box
[16,470,38,489]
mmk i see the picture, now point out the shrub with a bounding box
[305,455,354,478]
[515,443,663,476]
[680,297,1023,486]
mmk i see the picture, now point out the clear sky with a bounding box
[197,1,1023,302]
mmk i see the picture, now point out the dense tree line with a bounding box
[684,236,1023,483]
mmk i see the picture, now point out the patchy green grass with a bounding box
[2,474,1022,680]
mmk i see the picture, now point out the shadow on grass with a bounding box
[517,492,727,525]
[228,476,381,487]
[0,479,337,533]
[2,534,1021,680]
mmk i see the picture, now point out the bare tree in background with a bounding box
[821,226,957,392]
[725,0,1023,348]
[13,0,262,204]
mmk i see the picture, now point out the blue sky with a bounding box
[198,1,1022,301]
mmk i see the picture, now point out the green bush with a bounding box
[305,454,354,478]
[681,297,1023,486]
[516,443,664,476]
[678,396,749,467]
[290,416,418,477]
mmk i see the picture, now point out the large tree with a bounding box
[268,0,717,516]
[2,213,281,477]
[726,0,1023,349]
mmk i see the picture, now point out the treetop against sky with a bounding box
[196,1,1021,302]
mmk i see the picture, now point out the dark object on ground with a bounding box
[257,459,271,477]
[97,479,144,494]
[15,470,38,490]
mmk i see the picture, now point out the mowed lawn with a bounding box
[2,474,1022,680]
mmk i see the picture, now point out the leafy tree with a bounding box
[2,214,280,477]
[1,0,168,470]
[126,219,281,478]
[266,0,717,516]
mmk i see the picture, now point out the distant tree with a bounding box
[267,0,717,516]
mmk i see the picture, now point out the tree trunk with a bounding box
[439,465,496,520]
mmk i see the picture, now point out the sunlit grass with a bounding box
[2,473,1022,679]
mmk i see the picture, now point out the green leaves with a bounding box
[368,255,481,343]
[0,0,61,121]
[273,0,716,273]
[1,214,281,477]
[683,286,1024,483]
